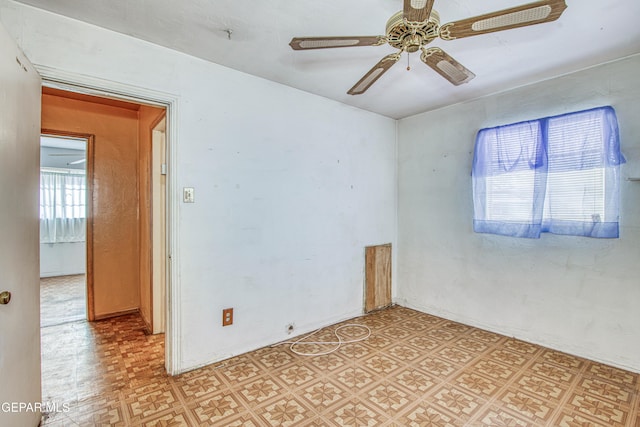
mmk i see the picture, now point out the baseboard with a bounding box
[93,308,139,321]
[141,315,153,335]
[394,299,640,374]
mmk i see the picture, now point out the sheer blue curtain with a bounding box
[472,120,548,238]
[472,106,625,239]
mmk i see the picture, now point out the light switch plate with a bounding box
[183,187,195,203]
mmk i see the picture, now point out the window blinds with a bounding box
[472,106,624,238]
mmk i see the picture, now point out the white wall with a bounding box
[0,1,396,372]
[397,54,640,372]
[40,242,85,277]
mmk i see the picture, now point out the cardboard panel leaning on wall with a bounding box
[397,54,640,372]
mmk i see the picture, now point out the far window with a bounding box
[39,135,87,244]
[472,106,625,238]
[39,169,87,243]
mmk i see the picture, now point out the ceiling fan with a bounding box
[48,153,86,165]
[289,0,567,95]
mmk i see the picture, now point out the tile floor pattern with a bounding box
[40,306,640,426]
[40,274,87,327]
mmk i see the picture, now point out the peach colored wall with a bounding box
[42,93,141,318]
[138,105,165,331]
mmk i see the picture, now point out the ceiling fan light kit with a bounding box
[290,0,567,95]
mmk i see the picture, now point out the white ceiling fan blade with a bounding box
[289,36,386,50]
[348,53,401,95]
[403,0,435,24]
[421,47,475,86]
[67,158,87,165]
[439,0,567,40]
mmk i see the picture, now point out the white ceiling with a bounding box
[40,136,86,169]
[41,135,85,150]
[14,0,640,119]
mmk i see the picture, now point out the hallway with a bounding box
[40,314,165,425]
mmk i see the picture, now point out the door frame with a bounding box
[41,129,96,321]
[150,113,167,334]
[35,65,182,375]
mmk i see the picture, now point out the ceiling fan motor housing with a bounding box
[386,10,440,52]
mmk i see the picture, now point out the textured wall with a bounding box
[40,242,85,277]
[397,54,640,372]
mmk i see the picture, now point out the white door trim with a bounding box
[35,64,182,375]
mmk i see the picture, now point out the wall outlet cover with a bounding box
[222,308,233,326]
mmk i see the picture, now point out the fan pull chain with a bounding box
[407,53,411,71]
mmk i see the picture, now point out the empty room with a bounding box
[0,0,639,426]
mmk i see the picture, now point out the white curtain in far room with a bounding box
[40,169,86,243]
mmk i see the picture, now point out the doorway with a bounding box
[37,68,179,375]
[38,85,174,399]
[39,133,90,327]
[37,85,177,418]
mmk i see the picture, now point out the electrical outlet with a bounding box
[222,308,233,326]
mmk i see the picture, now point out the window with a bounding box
[40,169,87,243]
[472,106,625,238]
